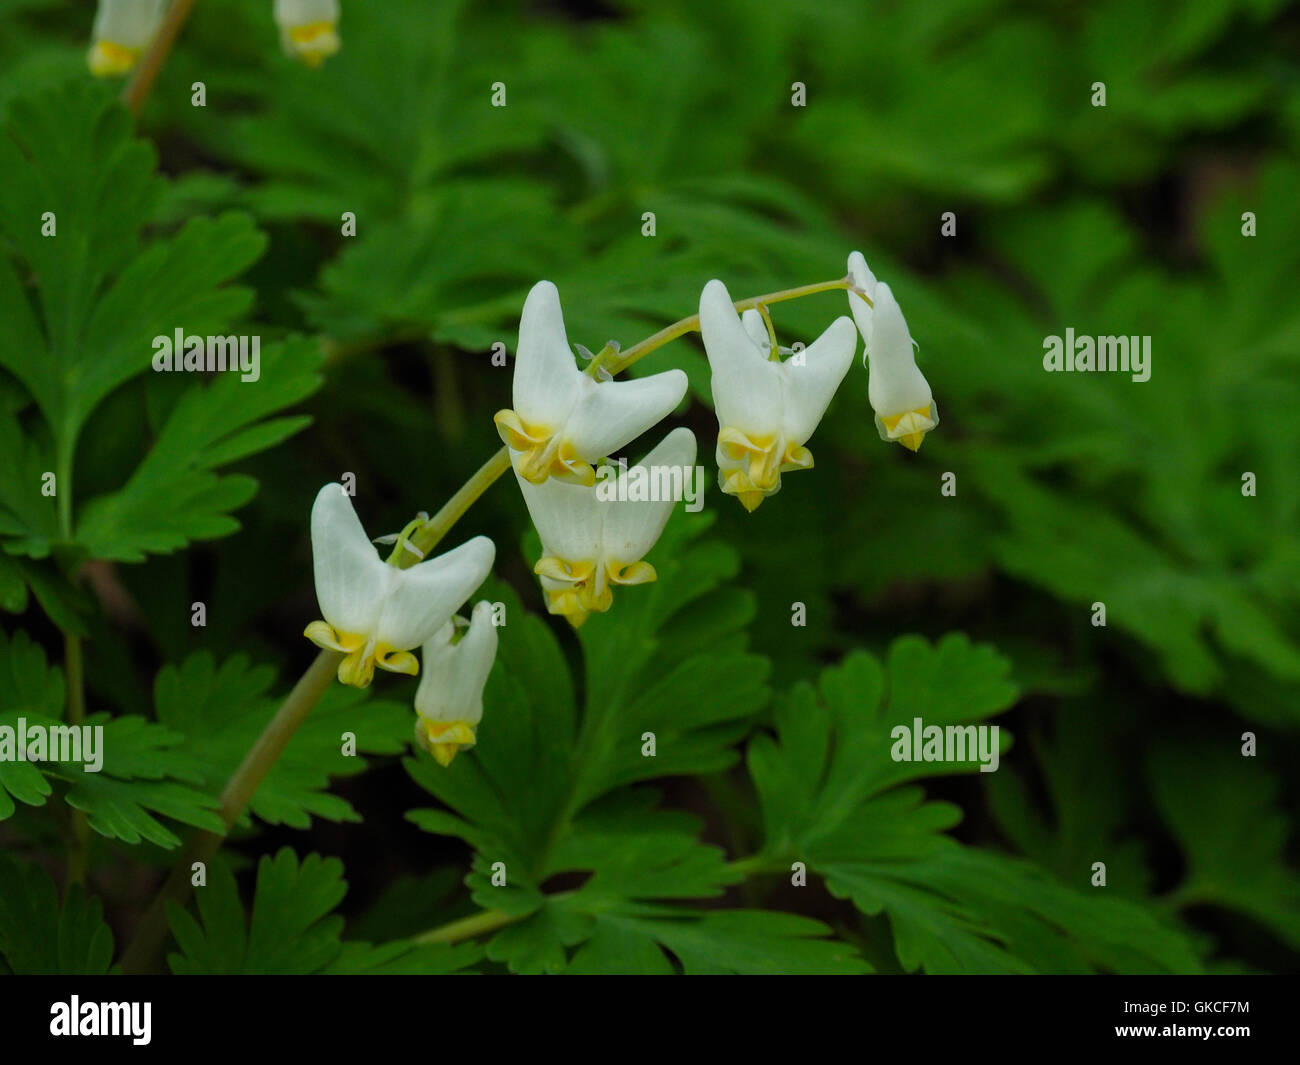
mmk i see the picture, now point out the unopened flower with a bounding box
[87,0,168,77]
[273,0,340,67]
[517,427,696,627]
[847,251,938,452]
[414,601,498,767]
[494,281,688,487]
[700,279,856,512]
[304,484,495,687]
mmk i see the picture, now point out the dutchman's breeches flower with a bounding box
[700,279,856,512]
[414,601,498,767]
[273,0,341,67]
[516,427,697,627]
[847,251,938,452]
[87,0,168,77]
[304,484,495,687]
[494,281,688,487]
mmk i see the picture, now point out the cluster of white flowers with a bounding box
[306,252,932,766]
[87,0,340,76]
[304,483,496,765]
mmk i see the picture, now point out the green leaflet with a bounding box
[0,854,115,975]
[0,628,221,845]
[748,642,1201,974]
[166,848,481,975]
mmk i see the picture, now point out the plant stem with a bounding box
[726,853,779,879]
[63,631,89,888]
[414,907,519,945]
[610,277,857,374]
[119,648,341,973]
[121,0,199,117]
[409,447,512,559]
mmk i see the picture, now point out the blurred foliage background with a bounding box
[0,0,1297,973]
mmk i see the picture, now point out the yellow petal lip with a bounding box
[284,20,340,65]
[416,719,477,766]
[497,410,596,486]
[879,406,936,452]
[304,621,419,688]
[716,426,815,510]
[87,40,141,77]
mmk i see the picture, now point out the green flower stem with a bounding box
[120,275,853,971]
[408,446,513,560]
[122,0,199,117]
[609,276,857,375]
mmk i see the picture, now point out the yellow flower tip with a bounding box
[87,40,140,77]
[737,491,766,513]
[286,20,339,66]
[879,407,936,453]
[565,609,591,630]
[337,649,376,688]
[416,719,477,767]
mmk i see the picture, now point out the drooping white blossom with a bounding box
[413,601,498,767]
[700,279,856,511]
[847,251,938,452]
[273,0,341,67]
[87,0,168,77]
[304,484,495,687]
[495,281,688,487]
[516,427,697,626]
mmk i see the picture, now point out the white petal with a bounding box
[375,536,496,651]
[562,368,688,461]
[516,468,602,562]
[415,602,497,726]
[512,280,582,429]
[741,308,773,354]
[866,282,933,416]
[273,0,339,28]
[779,316,857,446]
[846,251,878,353]
[601,428,697,564]
[94,0,168,46]
[310,483,388,635]
[700,279,782,433]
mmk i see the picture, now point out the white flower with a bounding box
[414,601,498,767]
[700,279,856,512]
[87,0,168,77]
[847,251,938,452]
[494,281,688,487]
[304,484,495,687]
[516,427,696,627]
[273,0,340,67]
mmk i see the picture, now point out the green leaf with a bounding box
[0,81,307,568]
[0,854,114,974]
[0,628,219,844]
[168,849,347,974]
[748,640,1200,973]
[167,848,476,975]
[1149,737,1300,950]
[76,338,323,561]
